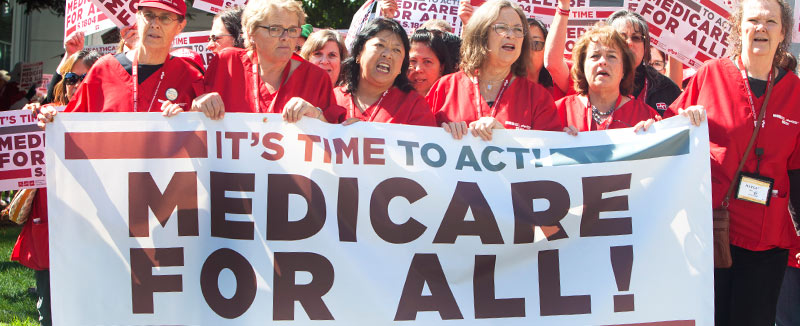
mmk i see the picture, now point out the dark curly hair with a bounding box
[217,7,245,49]
[342,18,414,94]
[410,28,460,76]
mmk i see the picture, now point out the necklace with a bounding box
[591,105,615,124]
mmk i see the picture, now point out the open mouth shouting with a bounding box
[376,62,392,73]
[501,43,516,51]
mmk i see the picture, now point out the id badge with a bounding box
[735,172,775,206]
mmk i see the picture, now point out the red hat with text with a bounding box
[135,0,187,17]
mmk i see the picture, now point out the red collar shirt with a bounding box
[66,54,203,112]
[204,48,345,122]
[334,86,436,126]
[556,95,660,131]
[666,58,800,250]
[426,71,561,131]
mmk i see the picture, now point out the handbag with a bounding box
[1,189,37,225]
[713,65,775,268]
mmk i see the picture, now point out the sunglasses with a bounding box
[530,40,544,51]
[209,34,233,42]
[64,72,86,86]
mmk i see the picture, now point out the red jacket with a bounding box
[334,86,435,126]
[667,58,800,251]
[556,94,659,131]
[66,54,204,112]
[204,48,345,122]
[426,71,561,131]
[11,189,49,270]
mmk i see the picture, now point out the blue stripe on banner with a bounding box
[549,129,690,166]
[0,124,41,135]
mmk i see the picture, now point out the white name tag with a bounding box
[736,173,774,206]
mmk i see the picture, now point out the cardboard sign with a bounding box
[88,0,137,28]
[64,0,116,38]
[632,0,732,69]
[19,62,44,91]
[192,0,245,14]
[47,113,714,325]
[0,110,48,190]
[392,0,460,34]
[171,31,214,69]
[86,43,121,56]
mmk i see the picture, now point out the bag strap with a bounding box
[722,67,775,208]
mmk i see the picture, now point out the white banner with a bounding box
[393,0,461,34]
[88,0,137,29]
[64,0,116,38]
[172,31,214,69]
[19,62,44,91]
[0,110,46,191]
[47,113,713,325]
[632,0,732,69]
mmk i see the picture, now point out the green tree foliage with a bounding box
[4,0,363,29]
[301,0,363,29]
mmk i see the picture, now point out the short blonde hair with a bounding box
[570,24,635,96]
[299,29,348,61]
[242,0,306,49]
[460,0,529,77]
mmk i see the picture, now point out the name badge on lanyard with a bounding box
[735,172,774,206]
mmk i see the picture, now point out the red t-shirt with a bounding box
[10,189,49,270]
[556,94,659,131]
[667,58,800,251]
[66,54,204,112]
[333,86,436,126]
[426,71,561,131]
[204,48,345,122]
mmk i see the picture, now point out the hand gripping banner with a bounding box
[46,113,713,325]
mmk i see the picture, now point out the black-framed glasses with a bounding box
[64,72,86,85]
[492,23,525,38]
[649,60,665,70]
[530,40,544,51]
[137,11,180,25]
[257,25,301,38]
[209,34,233,42]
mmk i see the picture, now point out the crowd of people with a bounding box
[2,0,800,325]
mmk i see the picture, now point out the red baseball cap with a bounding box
[135,0,187,17]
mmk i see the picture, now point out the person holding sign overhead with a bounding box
[39,0,203,118]
[555,24,659,132]
[427,0,561,141]
[192,0,342,123]
[666,1,800,325]
[334,18,435,126]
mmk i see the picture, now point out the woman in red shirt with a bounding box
[426,0,561,141]
[334,18,435,126]
[668,0,800,324]
[193,0,342,123]
[555,24,658,132]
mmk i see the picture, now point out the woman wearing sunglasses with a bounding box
[555,25,658,133]
[192,0,343,122]
[207,7,244,54]
[526,17,565,101]
[545,0,681,116]
[12,49,101,326]
[426,0,561,141]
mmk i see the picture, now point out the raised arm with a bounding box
[544,0,571,94]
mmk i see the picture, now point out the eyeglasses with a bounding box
[64,72,86,86]
[209,34,233,42]
[620,33,646,43]
[492,23,525,38]
[257,25,301,38]
[649,60,665,70]
[138,11,180,25]
[530,40,544,51]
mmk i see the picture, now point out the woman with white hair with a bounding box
[193,0,344,122]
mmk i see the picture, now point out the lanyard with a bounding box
[636,78,648,102]
[350,89,389,122]
[471,72,513,118]
[586,94,623,130]
[737,56,773,128]
[251,53,292,113]
[132,49,167,112]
